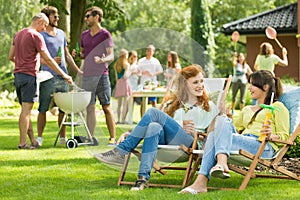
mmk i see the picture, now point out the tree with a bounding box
[191,0,216,76]
[0,0,43,92]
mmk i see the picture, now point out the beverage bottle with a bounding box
[257,111,272,142]
[257,103,278,142]
[57,46,62,57]
[75,42,80,55]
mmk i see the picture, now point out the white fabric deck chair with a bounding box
[192,86,300,190]
[118,77,232,188]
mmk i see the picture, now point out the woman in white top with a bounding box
[95,65,219,191]
[126,50,139,124]
[231,52,252,111]
[164,51,181,87]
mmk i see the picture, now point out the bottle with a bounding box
[257,103,279,142]
[57,46,62,57]
[75,42,80,55]
[258,111,272,142]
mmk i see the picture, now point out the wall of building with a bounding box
[246,35,299,81]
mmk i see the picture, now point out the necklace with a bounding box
[181,101,197,113]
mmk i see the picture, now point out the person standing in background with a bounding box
[114,49,131,124]
[254,42,288,75]
[252,42,288,105]
[231,52,252,114]
[77,6,116,146]
[8,13,72,149]
[164,51,181,87]
[127,50,139,124]
[137,45,163,109]
[37,6,82,146]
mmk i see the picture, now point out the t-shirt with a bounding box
[173,101,219,132]
[255,54,281,74]
[81,28,114,76]
[13,28,47,76]
[137,57,163,84]
[232,63,248,84]
[40,29,68,75]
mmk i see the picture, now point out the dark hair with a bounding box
[85,6,103,23]
[247,70,283,126]
[41,6,58,18]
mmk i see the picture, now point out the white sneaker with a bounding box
[60,137,67,145]
[37,137,43,146]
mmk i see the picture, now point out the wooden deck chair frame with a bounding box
[117,76,232,188]
[191,88,300,191]
[226,123,300,190]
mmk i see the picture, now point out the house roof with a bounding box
[222,2,298,35]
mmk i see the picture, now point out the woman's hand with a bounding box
[117,131,131,144]
[183,120,195,135]
[260,119,272,137]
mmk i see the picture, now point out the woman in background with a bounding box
[114,49,131,124]
[127,50,139,124]
[254,42,288,75]
[231,52,252,113]
[164,51,181,87]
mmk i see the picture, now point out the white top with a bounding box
[173,101,219,132]
[128,63,139,91]
[232,63,249,84]
[137,57,163,84]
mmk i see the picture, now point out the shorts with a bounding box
[38,76,69,112]
[82,75,111,105]
[14,73,38,104]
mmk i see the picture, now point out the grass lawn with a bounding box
[0,102,299,200]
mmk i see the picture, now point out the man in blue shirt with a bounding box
[37,6,82,146]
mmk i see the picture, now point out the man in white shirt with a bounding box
[137,45,163,108]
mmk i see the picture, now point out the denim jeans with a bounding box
[198,115,275,179]
[116,108,194,180]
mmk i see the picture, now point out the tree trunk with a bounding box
[191,0,215,76]
[69,0,87,77]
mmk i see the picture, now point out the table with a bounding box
[130,88,167,121]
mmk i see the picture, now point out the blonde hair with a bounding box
[114,49,128,74]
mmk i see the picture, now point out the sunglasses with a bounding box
[85,14,94,18]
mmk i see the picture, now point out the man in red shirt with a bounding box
[8,13,72,149]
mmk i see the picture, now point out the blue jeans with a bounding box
[116,108,194,180]
[198,115,275,178]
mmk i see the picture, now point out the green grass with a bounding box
[0,103,299,200]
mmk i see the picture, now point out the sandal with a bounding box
[18,143,35,150]
[31,142,40,148]
[209,164,230,179]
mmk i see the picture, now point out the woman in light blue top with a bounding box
[231,52,252,111]
[95,65,219,191]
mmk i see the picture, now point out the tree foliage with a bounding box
[1,0,297,92]
[0,0,43,91]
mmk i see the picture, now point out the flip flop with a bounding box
[178,187,199,194]
[209,164,230,179]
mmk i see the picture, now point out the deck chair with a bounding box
[117,77,232,188]
[192,86,300,190]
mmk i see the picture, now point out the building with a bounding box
[222,2,299,81]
